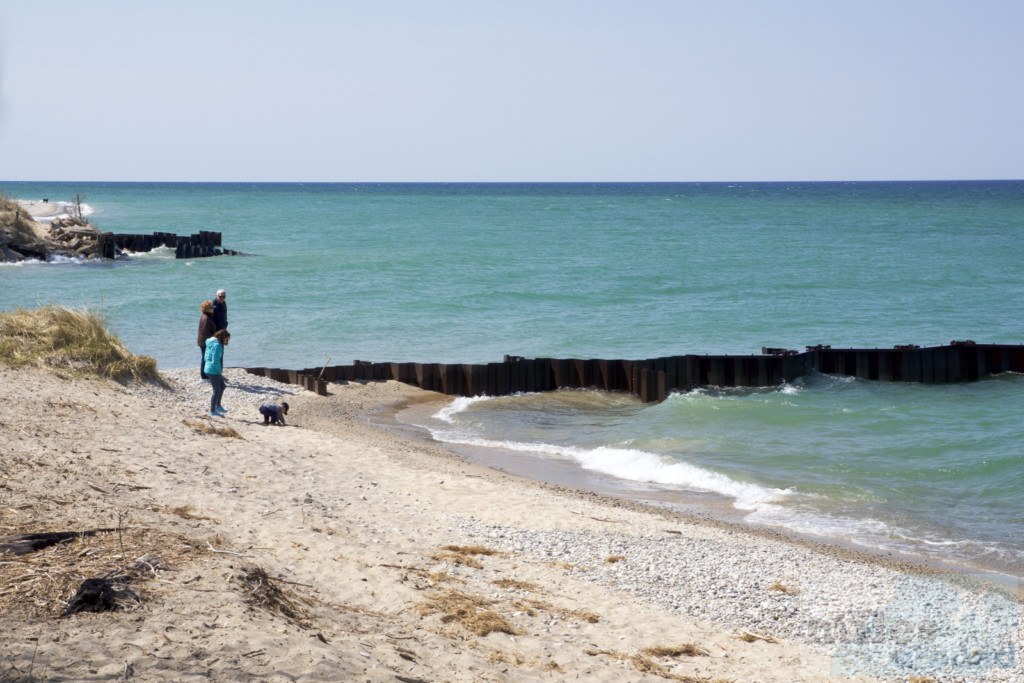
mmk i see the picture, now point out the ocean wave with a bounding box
[431,417,1024,568]
[1,248,166,268]
[121,245,176,260]
[668,381,805,402]
[427,425,791,510]
[0,253,88,267]
[433,394,496,423]
[426,391,1024,569]
[743,501,1023,568]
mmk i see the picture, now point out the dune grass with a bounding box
[0,305,162,383]
[0,191,44,242]
[182,418,243,439]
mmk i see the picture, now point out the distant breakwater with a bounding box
[109,230,243,259]
[2,224,241,263]
[243,341,1024,403]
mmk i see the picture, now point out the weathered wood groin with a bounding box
[245,341,1024,403]
[110,230,242,259]
[36,217,240,260]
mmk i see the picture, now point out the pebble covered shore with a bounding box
[134,369,1023,681]
[458,520,1021,681]
[142,367,312,416]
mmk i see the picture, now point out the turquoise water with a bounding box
[2,181,1023,571]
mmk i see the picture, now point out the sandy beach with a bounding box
[1,365,1020,682]
[16,200,68,222]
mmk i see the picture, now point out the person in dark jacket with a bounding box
[197,300,216,379]
[212,289,228,331]
[258,402,289,425]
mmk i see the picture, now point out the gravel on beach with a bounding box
[457,519,1021,681]
[143,366,312,415]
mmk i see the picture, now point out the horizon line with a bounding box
[2,178,1022,185]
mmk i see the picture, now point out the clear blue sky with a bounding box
[1,1,1021,182]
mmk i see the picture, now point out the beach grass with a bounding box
[182,418,244,439]
[641,643,709,658]
[0,191,41,239]
[492,578,537,591]
[416,589,519,637]
[0,305,162,383]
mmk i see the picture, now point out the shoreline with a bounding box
[147,366,1024,581]
[375,384,1020,581]
[16,199,67,220]
[16,198,95,223]
[2,365,1020,681]
[372,388,1005,580]
[2,198,105,263]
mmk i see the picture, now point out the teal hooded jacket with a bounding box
[203,337,223,375]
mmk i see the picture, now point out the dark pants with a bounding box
[200,349,207,379]
[209,374,225,412]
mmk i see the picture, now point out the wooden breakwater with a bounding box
[94,230,242,259]
[244,341,1024,403]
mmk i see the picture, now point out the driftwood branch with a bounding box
[205,541,251,557]
[737,629,779,644]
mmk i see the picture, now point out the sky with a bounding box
[0,1,1021,182]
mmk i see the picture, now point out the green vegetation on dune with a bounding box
[0,305,163,383]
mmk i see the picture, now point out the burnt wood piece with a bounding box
[61,577,140,616]
[0,529,114,555]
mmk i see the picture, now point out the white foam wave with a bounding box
[0,253,87,267]
[745,503,894,539]
[47,254,89,263]
[741,502,1020,566]
[122,245,176,260]
[670,382,802,403]
[572,445,790,510]
[428,427,790,510]
[3,243,177,268]
[432,395,495,423]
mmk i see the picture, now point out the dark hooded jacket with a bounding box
[212,298,228,331]
[198,302,217,349]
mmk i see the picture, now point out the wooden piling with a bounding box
[550,358,572,389]
[877,351,893,381]
[245,341,1024,407]
[507,357,526,393]
[106,230,232,259]
[487,362,508,396]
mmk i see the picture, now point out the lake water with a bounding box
[3,180,1022,573]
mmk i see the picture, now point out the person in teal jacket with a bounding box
[203,329,231,416]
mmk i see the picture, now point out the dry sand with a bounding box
[16,200,66,222]
[13,201,62,244]
[0,366,1016,682]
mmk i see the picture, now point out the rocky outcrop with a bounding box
[46,218,114,259]
[1,206,237,262]
[0,221,58,262]
[0,217,113,262]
